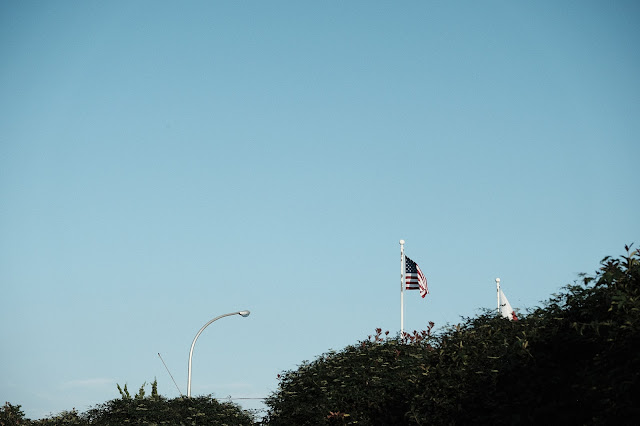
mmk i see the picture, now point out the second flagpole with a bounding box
[400,239,405,335]
[496,278,501,315]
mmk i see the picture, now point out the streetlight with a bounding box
[187,310,250,397]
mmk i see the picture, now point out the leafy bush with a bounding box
[30,409,83,425]
[264,326,437,425]
[264,245,640,425]
[83,394,255,425]
[479,244,640,425]
[11,380,255,425]
[1,402,28,426]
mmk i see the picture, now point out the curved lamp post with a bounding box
[187,310,250,397]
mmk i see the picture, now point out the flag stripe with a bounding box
[405,256,429,298]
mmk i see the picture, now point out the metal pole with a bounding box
[496,278,501,315]
[400,239,405,335]
[187,310,250,397]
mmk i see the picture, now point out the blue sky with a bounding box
[1,0,638,419]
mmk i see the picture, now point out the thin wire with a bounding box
[158,353,183,396]
[222,397,266,400]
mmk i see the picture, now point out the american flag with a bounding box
[405,256,428,298]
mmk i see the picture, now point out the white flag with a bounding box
[499,288,518,321]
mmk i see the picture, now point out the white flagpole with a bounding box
[496,277,501,315]
[400,239,405,335]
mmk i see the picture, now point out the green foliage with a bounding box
[135,382,146,400]
[6,379,255,425]
[1,402,28,426]
[265,246,640,425]
[115,379,161,403]
[264,326,437,425]
[83,394,255,425]
[484,243,640,425]
[116,383,131,400]
[80,379,255,425]
[151,380,159,400]
[30,409,83,426]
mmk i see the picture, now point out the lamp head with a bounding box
[238,310,250,317]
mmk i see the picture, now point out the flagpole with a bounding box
[400,239,405,335]
[496,278,500,315]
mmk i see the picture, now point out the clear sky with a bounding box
[1,0,638,419]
